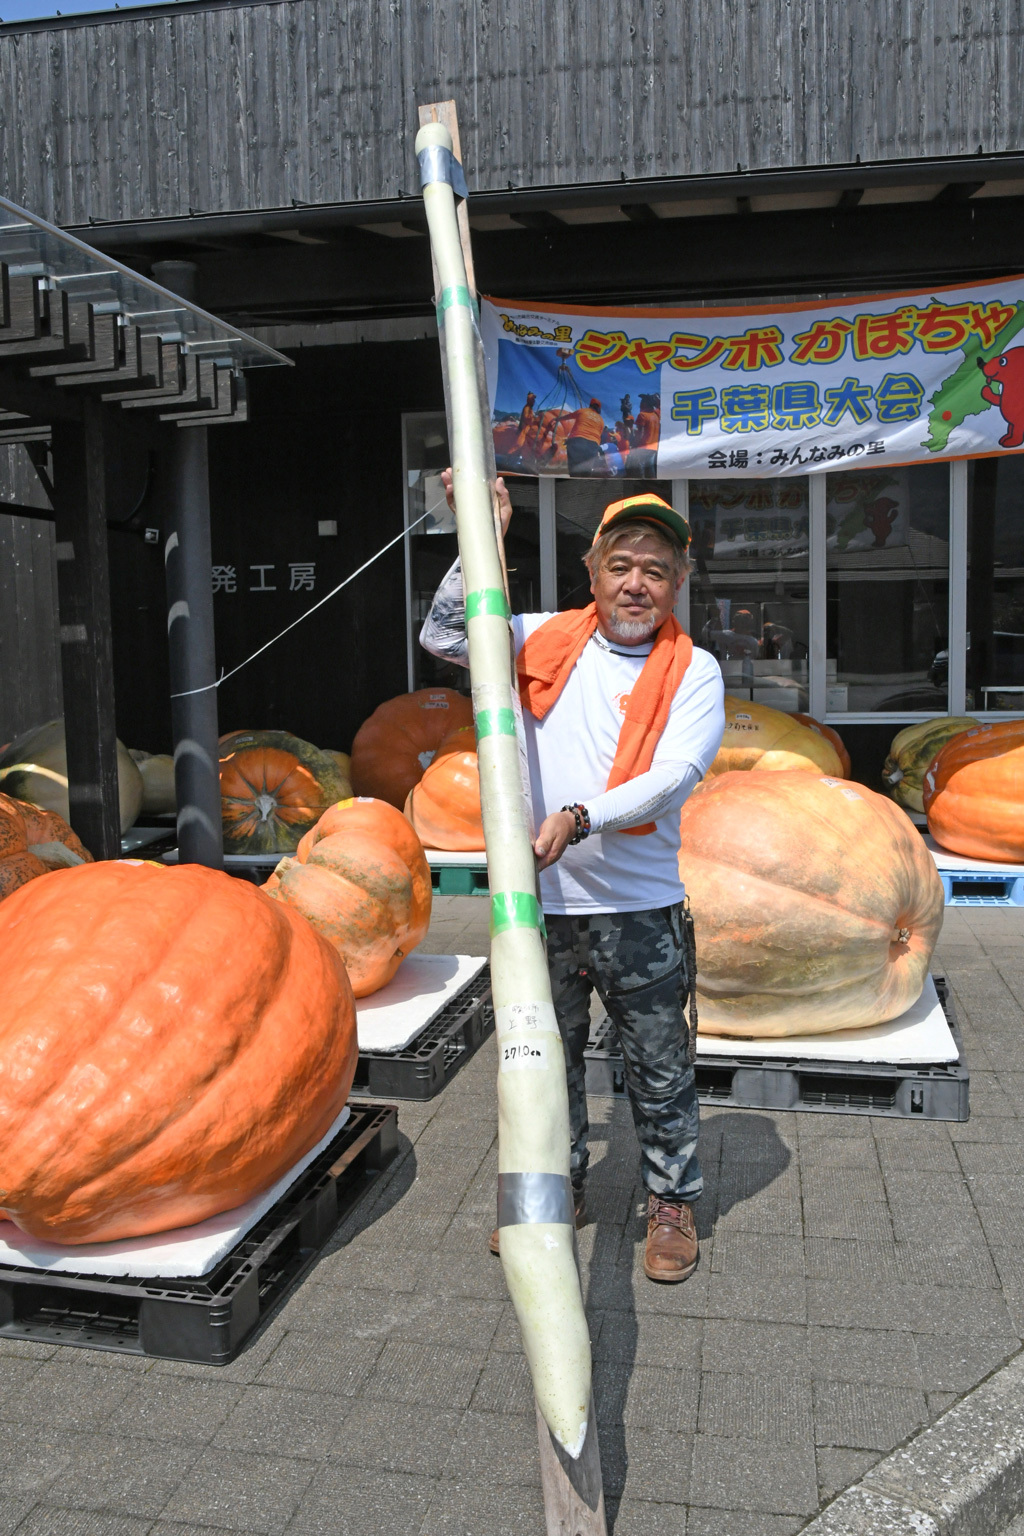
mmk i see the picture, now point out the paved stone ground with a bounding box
[0,898,1022,1534]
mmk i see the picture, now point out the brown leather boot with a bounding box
[489,1192,587,1255]
[643,1193,699,1282]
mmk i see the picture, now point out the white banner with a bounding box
[480,276,1024,477]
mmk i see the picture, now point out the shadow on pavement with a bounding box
[596,1108,792,1527]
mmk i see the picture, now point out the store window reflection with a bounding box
[554,478,674,610]
[403,413,540,688]
[967,458,1024,712]
[687,478,810,712]
[825,465,949,713]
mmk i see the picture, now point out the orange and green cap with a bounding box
[594,493,691,551]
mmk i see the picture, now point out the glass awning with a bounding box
[0,193,287,369]
[0,193,289,432]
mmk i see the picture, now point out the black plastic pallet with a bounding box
[584,976,969,1121]
[354,966,494,1100]
[0,1102,398,1364]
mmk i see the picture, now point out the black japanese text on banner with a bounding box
[479,276,1024,478]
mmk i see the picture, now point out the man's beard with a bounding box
[607,609,658,641]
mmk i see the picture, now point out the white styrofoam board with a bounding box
[425,849,487,867]
[355,953,488,1053]
[924,833,1024,874]
[165,848,489,868]
[694,975,956,1065]
[0,1105,351,1281]
[161,850,281,866]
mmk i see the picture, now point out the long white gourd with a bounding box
[416,120,592,1459]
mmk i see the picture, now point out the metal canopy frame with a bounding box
[0,197,289,867]
[0,193,289,439]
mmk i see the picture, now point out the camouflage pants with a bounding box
[545,904,702,1202]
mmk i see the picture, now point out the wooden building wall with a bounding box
[0,0,1021,226]
[109,336,444,758]
[0,513,62,744]
[1,338,443,759]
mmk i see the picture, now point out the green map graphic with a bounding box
[924,301,1024,452]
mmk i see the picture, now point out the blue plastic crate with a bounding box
[939,871,1024,906]
[430,864,490,896]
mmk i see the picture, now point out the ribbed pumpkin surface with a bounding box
[219,730,351,855]
[11,798,91,866]
[351,689,474,809]
[0,793,91,903]
[0,796,26,864]
[882,717,979,814]
[707,697,842,778]
[790,714,852,778]
[0,849,48,903]
[678,771,944,1037]
[924,721,1024,862]
[264,797,432,996]
[404,726,484,851]
[0,861,357,1243]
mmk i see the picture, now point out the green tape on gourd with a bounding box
[466,588,511,621]
[439,284,476,314]
[475,707,517,740]
[490,890,546,938]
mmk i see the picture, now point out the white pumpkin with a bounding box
[130,751,177,816]
[0,719,144,833]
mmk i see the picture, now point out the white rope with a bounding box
[170,508,435,699]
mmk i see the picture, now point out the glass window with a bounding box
[403,414,539,689]
[825,465,949,713]
[555,478,674,611]
[687,478,810,713]
[967,458,1024,713]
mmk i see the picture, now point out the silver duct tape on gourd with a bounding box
[415,120,592,1460]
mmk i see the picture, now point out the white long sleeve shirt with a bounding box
[420,560,725,915]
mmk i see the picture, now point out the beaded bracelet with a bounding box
[561,803,591,845]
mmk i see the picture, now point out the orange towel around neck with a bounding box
[517,604,693,835]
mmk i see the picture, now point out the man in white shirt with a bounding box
[421,475,725,1281]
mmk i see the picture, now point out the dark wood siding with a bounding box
[0,512,62,743]
[1,0,1021,226]
[109,336,444,757]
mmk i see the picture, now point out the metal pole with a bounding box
[948,459,968,715]
[672,480,691,633]
[808,472,828,720]
[154,260,224,870]
[538,478,558,613]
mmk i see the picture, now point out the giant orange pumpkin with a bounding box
[0,793,92,903]
[791,713,852,778]
[0,861,357,1244]
[706,697,843,778]
[219,730,351,855]
[263,797,432,996]
[678,771,944,1037]
[351,688,474,809]
[404,726,484,851]
[923,720,1024,862]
